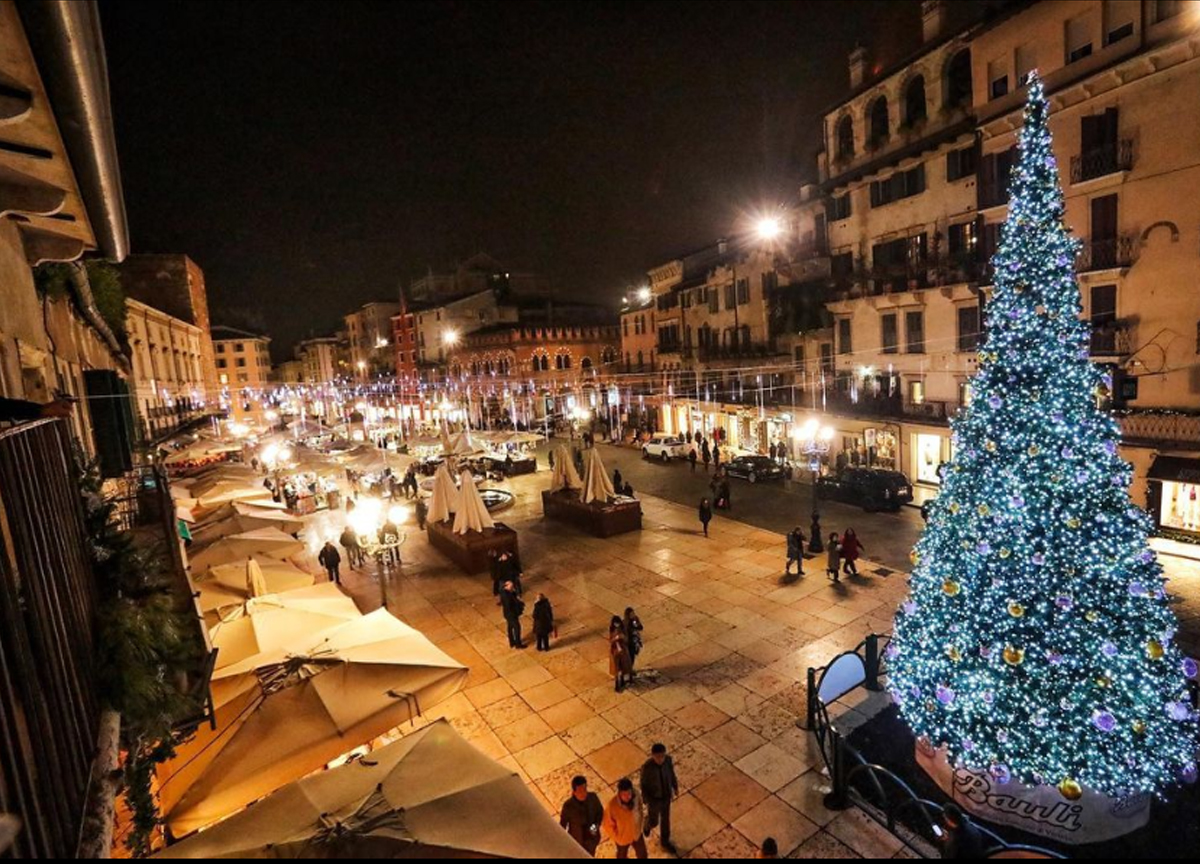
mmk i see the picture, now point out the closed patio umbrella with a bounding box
[582,448,616,504]
[154,719,589,859]
[156,609,468,837]
[452,469,495,535]
[548,444,582,493]
[427,463,460,524]
[189,528,307,573]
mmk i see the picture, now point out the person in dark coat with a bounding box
[560,775,605,856]
[712,444,721,469]
[533,593,556,652]
[688,447,697,473]
[622,481,634,498]
[497,550,524,595]
[840,528,864,576]
[939,803,987,859]
[786,527,806,576]
[699,498,713,537]
[415,496,428,529]
[623,607,644,675]
[701,442,711,472]
[339,526,362,569]
[613,468,623,491]
[318,542,342,584]
[500,581,525,649]
[639,743,679,855]
[609,616,633,692]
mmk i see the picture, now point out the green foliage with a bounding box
[33,260,128,341]
[78,460,203,856]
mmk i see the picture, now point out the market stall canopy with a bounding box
[452,469,495,535]
[451,431,483,457]
[427,463,460,524]
[157,609,468,838]
[194,557,315,616]
[582,448,616,505]
[405,433,444,449]
[164,441,242,466]
[341,446,416,475]
[189,528,307,573]
[154,719,588,860]
[209,583,363,672]
[549,445,582,493]
[231,502,306,535]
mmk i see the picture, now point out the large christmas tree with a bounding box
[888,75,1197,799]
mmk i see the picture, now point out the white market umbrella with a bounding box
[194,481,273,510]
[208,583,363,672]
[157,609,469,838]
[452,431,483,457]
[427,463,460,524]
[548,444,582,493]
[582,447,616,504]
[452,469,496,535]
[189,528,307,573]
[231,502,306,535]
[193,557,315,617]
[154,720,589,860]
[440,425,454,457]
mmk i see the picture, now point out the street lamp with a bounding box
[794,419,834,553]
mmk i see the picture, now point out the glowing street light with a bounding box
[636,286,652,304]
[443,329,460,347]
[793,418,835,551]
[755,216,783,241]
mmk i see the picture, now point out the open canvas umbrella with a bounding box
[155,719,589,859]
[209,583,363,672]
[193,481,273,510]
[452,469,496,535]
[427,463,460,524]
[582,448,616,505]
[157,609,468,837]
[548,445,582,493]
[189,528,307,573]
[194,557,315,617]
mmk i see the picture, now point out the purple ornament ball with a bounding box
[936,686,956,706]
[991,764,1013,785]
[1184,658,1199,680]
[1092,711,1117,733]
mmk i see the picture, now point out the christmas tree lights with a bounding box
[888,75,1198,798]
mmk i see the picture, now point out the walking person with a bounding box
[501,580,526,649]
[623,607,644,676]
[560,776,604,857]
[533,593,556,652]
[840,527,864,577]
[712,443,721,471]
[318,541,342,584]
[702,441,711,473]
[609,616,633,692]
[415,496,428,529]
[699,497,713,537]
[605,778,647,859]
[639,743,679,855]
[688,447,697,473]
[339,525,362,569]
[380,518,401,566]
[827,532,843,583]
[786,526,806,576]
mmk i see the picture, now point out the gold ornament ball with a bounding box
[1066,517,1081,529]
[943,580,962,597]
[1085,610,1100,623]
[949,502,961,514]
[1003,645,1025,666]
[946,645,962,662]
[1095,675,1112,688]
[1028,444,1041,457]
[999,547,1011,559]
[1030,390,1041,402]
[1058,778,1083,801]
[1007,602,1025,618]
[910,550,921,566]
[977,504,991,517]
[1147,639,1165,661]
[1132,720,1146,735]
[986,441,998,453]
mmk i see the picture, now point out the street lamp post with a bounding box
[793,418,834,553]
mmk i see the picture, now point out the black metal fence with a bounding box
[0,419,100,858]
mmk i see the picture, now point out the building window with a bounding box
[870,164,925,207]
[736,278,750,305]
[236,358,246,368]
[1089,284,1118,354]
[903,75,926,127]
[906,310,925,354]
[909,380,925,405]
[819,343,834,373]
[1015,44,1038,86]
[836,115,854,160]
[623,319,629,336]
[1157,0,1182,22]
[959,381,973,406]
[1067,12,1094,63]
[724,283,736,311]
[235,343,245,353]
[988,57,1009,99]
[794,345,806,364]
[868,96,889,148]
[708,289,719,314]
[828,193,851,221]
[945,49,972,109]
[957,305,982,351]
[881,314,899,354]
[837,319,852,355]
[946,146,977,182]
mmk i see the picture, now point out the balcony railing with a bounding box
[1119,412,1200,447]
[696,342,778,362]
[1070,139,1133,183]
[1089,319,1131,356]
[1077,235,1136,271]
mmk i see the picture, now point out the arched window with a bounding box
[945,49,972,109]
[637,351,644,370]
[581,357,593,371]
[904,75,926,126]
[868,96,889,148]
[836,115,854,160]
[540,354,550,372]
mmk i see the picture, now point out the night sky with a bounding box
[100,0,989,359]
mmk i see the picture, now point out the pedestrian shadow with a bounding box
[778,571,804,586]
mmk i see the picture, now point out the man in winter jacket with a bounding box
[639,743,679,854]
[560,775,604,856]
[500,580,525,649]
[317,541,341,584]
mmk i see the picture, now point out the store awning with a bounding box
[1147,456,1200,484]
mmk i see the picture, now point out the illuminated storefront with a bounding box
[914,432,947,485]
[1148,456,1200,539]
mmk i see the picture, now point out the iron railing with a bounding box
[1077,235,1136,271]
[0,419,100,858]
[1070,139,1133,183]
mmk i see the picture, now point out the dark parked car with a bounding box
[724,455,786,484]
[816,468,914,512]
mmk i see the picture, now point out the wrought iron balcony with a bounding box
[1071,140,1133,183]
[1077,235,1135,271]
[1089,319,1131,356]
